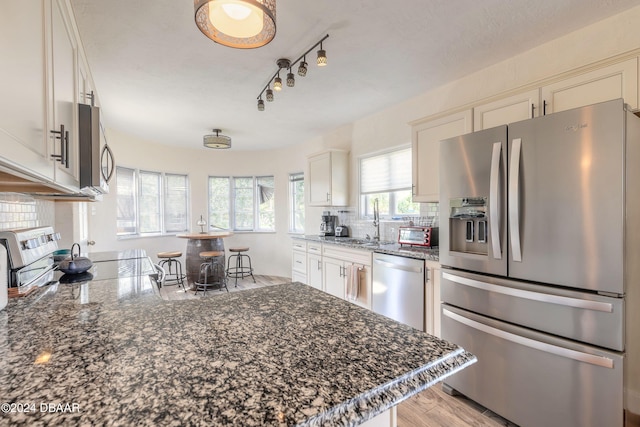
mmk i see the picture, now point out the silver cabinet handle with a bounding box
[509,138,522,262]
[489,142,502,259]
[442,272,613,312]
[442,308,614,369]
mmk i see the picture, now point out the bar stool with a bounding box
[195,250,228,295]
[226,247,256,287]
[157,251,186,290]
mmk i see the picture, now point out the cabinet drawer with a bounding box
[292,240,307,251]
[307,242,322,254]
[292,251,306,273]
[323,245,371,266]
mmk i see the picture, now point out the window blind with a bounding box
[360,148,411,194]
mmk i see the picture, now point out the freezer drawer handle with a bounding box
[509,138,523,262]
[442,308,614,369]
[489,142,502,258]
[374,259,423,274]
[442,272,613,313]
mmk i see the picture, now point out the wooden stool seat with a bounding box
[229,247,249,253]
[157,251,182,258]
[199,250,225,258]
[156,251,185,290]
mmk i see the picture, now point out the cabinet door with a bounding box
[308,152,331,206]
[411,110,473,203]
[323,257,345,299]
[541,58,638,114]
[307,253,323,290]
[474,89,539,130]
[0,0,53,179]
[50,0,79,187]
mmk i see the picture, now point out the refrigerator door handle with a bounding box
[442,272,614,312]
[442,308,615,369]
[489,142,502,259]
[509,138,523,262]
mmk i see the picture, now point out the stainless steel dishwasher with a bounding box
[372,253,425,331]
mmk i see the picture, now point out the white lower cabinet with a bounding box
[307,242,323,290]
[291,240,307,284]
[322,245,372,309]
[425,261,442,337]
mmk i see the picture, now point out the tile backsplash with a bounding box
[332,202,439,242]
[0,193,55,230]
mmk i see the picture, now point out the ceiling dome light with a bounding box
[194,0,276,49]
[203,129,231,149]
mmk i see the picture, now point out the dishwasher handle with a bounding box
[374,258,423,274]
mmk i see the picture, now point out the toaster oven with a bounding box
[398,226,438,247]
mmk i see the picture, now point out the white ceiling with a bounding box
[69,0,639,151]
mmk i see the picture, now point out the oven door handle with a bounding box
[442,308,614,369]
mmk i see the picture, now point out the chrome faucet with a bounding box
[372,198,380,242]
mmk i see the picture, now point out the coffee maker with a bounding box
[320,211,337,237]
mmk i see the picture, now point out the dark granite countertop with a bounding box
[0,279,473,426]
[292,235,440,262]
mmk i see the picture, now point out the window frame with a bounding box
[116,166,190,237]
[358,145,418,220]
[288,172,305,234]
[207,175,276,232]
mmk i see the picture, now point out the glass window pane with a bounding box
[257,176,275,231]
[164,174,188,233]
[361,148,411,194]
[234,177,254,231]
[139,171,161,233]
[393,190,420,216]
[116,167,136,235]
[289,172,304,233]
[209,177,230,230]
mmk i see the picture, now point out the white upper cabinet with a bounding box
[307,150,348,206]
[0,0,83,191]
[474,89,540,130]
[411,110,473,203]
[541,58,638,114]
[0,0,52,180]
[49,0,79,187]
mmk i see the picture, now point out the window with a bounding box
[116,167,189,236]
[208,175,275,232]
[359,147,419,219]
[289,172,305,233]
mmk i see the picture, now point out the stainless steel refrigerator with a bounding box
[438,98,640,427]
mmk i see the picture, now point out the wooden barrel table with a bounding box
[176,231,233,289]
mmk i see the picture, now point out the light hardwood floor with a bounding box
[158,274,517,427]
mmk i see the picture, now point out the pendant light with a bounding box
[194,0,276,49]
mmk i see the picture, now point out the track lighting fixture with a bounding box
[297,58,307,77]
[286,69,295,87]
[274,73,282,91]
[256,34,329,111]
[317,41,327,66]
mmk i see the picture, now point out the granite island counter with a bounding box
[0,276,474,426]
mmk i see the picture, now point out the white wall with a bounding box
[90,5,640,279]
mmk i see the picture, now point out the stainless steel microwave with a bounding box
[78,104,114,195]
